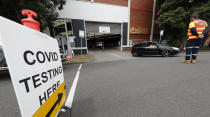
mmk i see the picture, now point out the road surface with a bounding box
[1,51,210,117]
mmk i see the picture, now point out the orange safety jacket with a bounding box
[187,19,208,39]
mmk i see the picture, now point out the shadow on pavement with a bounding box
[134,55,181,58]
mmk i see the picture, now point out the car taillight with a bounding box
[0,64,5,67]
[0,49,7,67]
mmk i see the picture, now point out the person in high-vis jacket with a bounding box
[183,14,209,64]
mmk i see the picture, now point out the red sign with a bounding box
[66,54,72,60]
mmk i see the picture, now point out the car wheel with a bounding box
[132,52,138,57]
[161,50,168,57]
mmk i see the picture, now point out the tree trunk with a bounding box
[179,37,186,50]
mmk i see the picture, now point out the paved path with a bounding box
[88,49,133,63]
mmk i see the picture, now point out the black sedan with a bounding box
[131,41,180,57]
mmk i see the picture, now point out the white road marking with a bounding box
[65,64,82,108]
[78,64,82,71]
[111,54,122,58]
[60,109,66,112]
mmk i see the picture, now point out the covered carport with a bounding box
[86,22,122,50]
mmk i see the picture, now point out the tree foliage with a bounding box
[156,0,210,47]
[0,0,66,30]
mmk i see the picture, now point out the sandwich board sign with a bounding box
[0,16,66,117]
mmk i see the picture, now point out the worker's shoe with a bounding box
[181,60,191,64]
[191,60,196,64]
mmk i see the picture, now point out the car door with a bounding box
[133,43,146,54]
[151,44,161,55]
[138,43,147,54]
[145,42,159,55]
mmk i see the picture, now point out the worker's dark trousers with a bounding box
[185,38,202,60]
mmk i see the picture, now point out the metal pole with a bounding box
[81,37,82,56]
[159,35,162,44]
[121,23,123,51]
[60,37,65,55]
[64,19,72,55]
[127,0,131,47]
[150,0,156,42]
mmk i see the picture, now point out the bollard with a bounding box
[21,10,40,31]
[66,54,72,60]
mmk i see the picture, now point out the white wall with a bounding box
[58,0,128,23]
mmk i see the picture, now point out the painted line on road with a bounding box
[65,64,82,108]
[78,64,82,71]
[111,54,122,58]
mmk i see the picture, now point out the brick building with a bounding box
[56,0,157,54]
[130,0,157,43]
